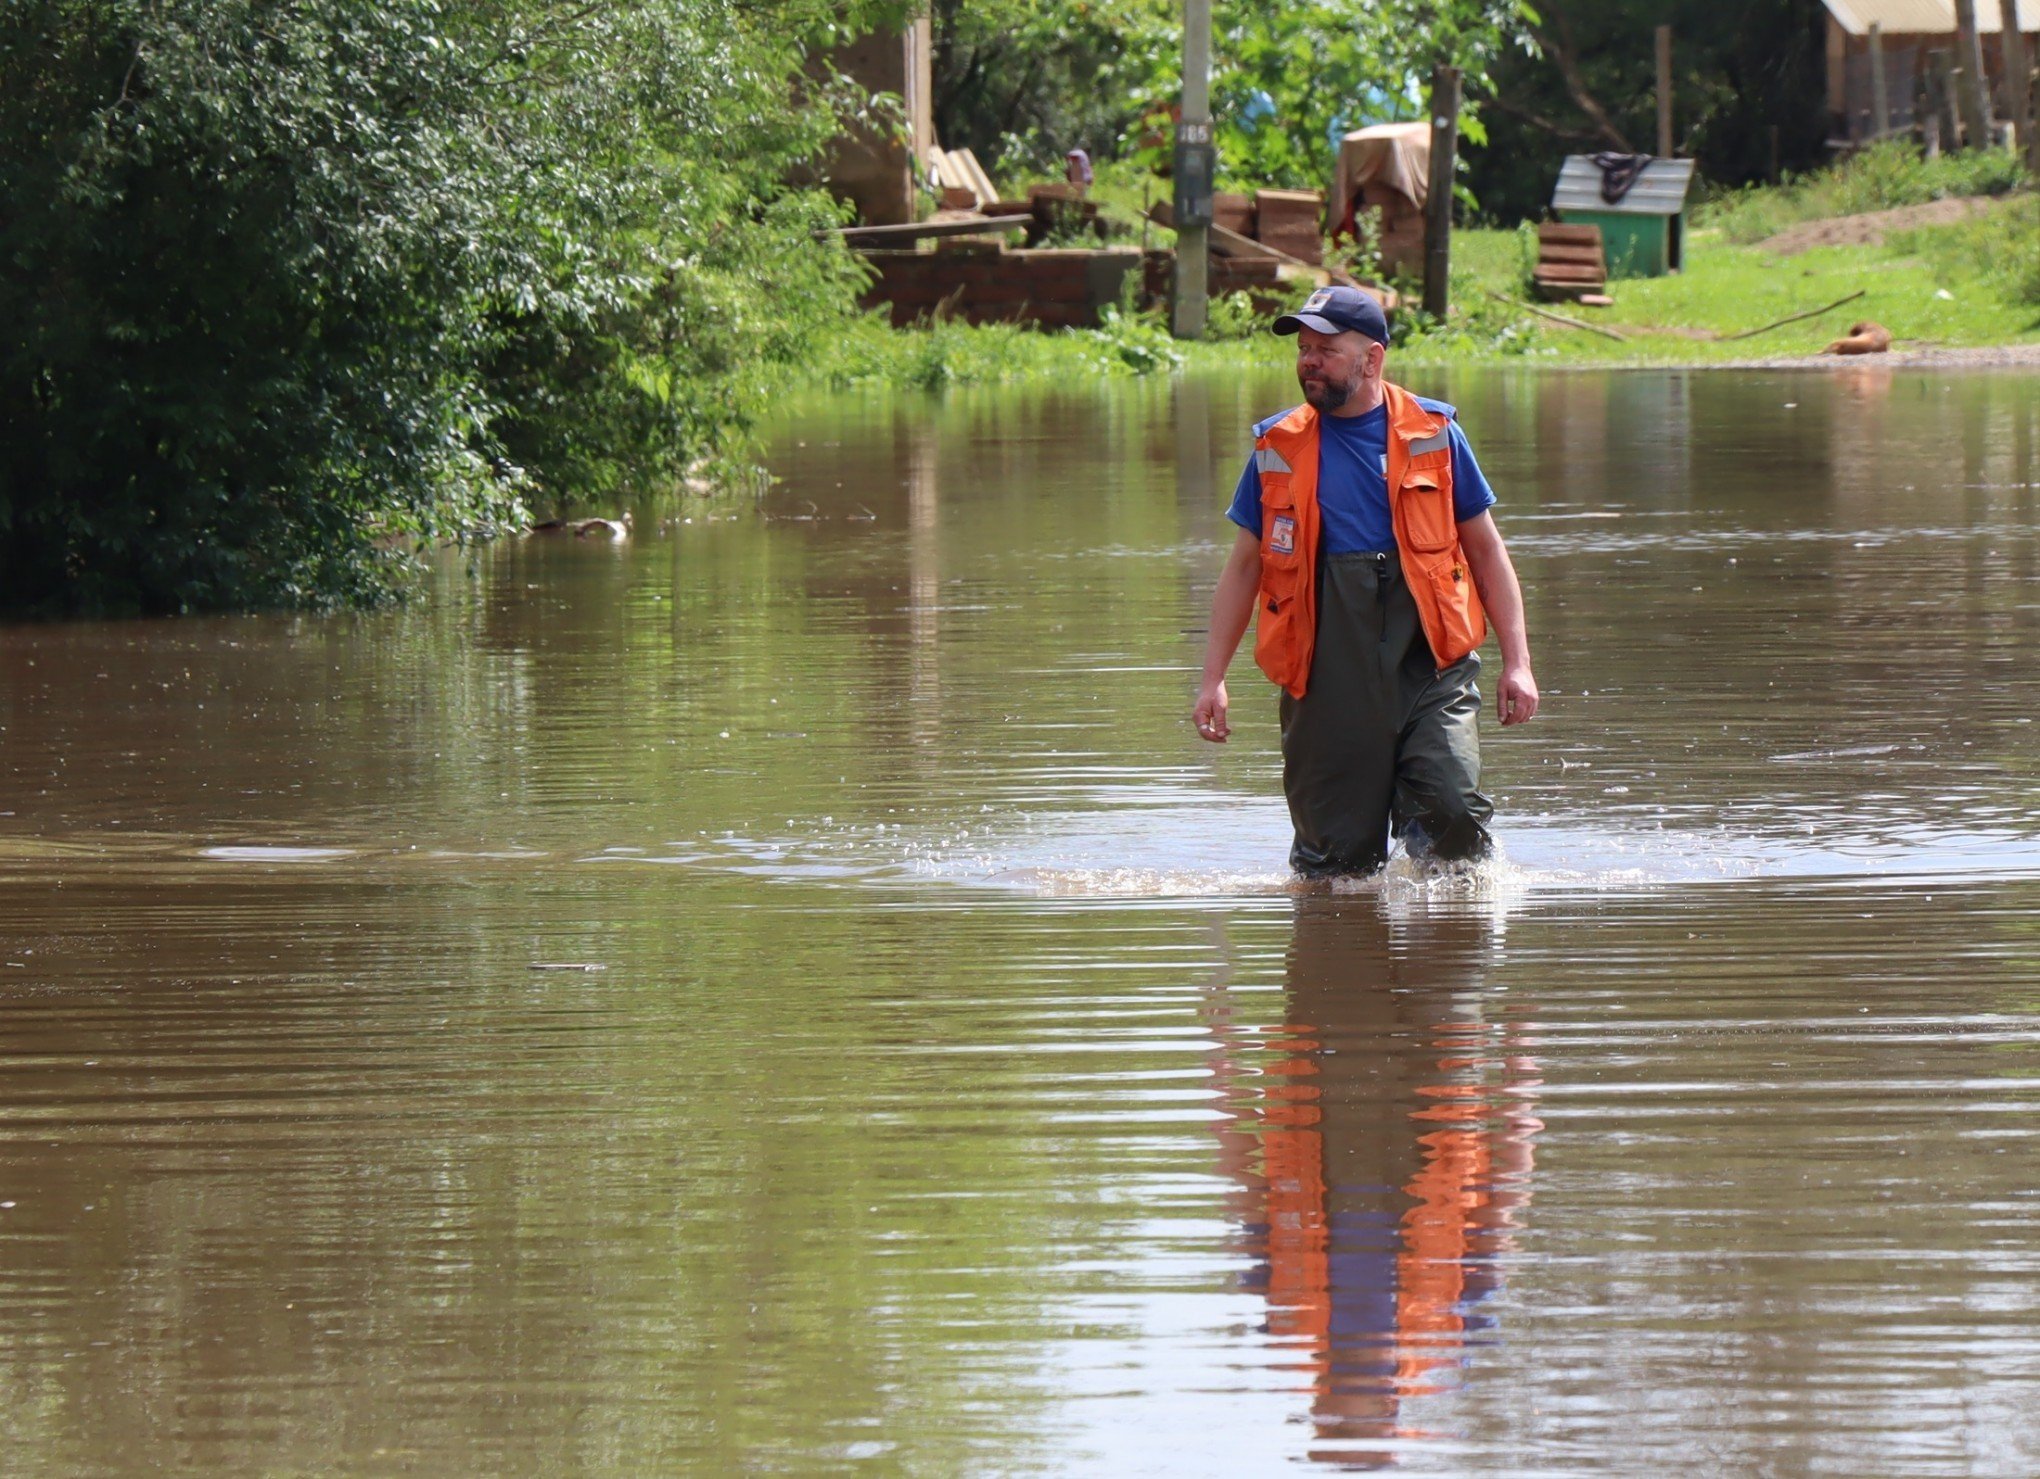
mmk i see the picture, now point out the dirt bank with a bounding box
[1758,196,2006,255]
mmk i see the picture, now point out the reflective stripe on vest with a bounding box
[1251,382,1488,698]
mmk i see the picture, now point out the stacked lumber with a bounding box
[1532,223,1606,302]
[1253,189,1324,266]
[926,146,999,210]
[1357,182,1425,277]
[1212,192,1255,237]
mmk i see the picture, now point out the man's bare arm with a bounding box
[1192,527,1262,742]
[1456,511,1539,726]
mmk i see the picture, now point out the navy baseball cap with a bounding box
[1273,285,1389,344]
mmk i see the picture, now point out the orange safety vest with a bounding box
[1251,382,1488,698]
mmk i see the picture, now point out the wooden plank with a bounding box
[949,147,1000,206]
[1254,188,1324,219]
[1533,264,1607,283]
[1538,244,1606,267]
[1212,221,1293,262]
[1256,226,1324,266]
[829,215,1033,245]
[1538,223,1603,246]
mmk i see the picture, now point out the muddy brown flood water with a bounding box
[2,365,2039,1474]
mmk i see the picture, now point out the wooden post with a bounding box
[1171,0,1211,340]
[1656,25,1674,157]
[1918,50,1941,157]
[1953,0,1994,148]
[1423,64,1461,321]
[1868,22,1891,140]
[1929,47,1963,149]
[2000,0,2033,160]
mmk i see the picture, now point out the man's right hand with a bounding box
[1192,681,1230,743]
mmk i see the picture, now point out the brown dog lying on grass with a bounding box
[1823,321,1892,355]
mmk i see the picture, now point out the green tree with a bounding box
[1466,0,1830,223]
[931,0,1178,176]
[1210,0,1530,190]
[931,0,1531,198]
[0,0,884,614]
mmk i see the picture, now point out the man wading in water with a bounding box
[1191,286,1539,875]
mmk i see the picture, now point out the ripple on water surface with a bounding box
[0,366,2039,1471]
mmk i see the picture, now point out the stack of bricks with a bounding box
[1253,189,1324,266]
[857,242,1144,329]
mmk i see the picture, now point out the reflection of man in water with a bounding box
[1191,287,1539,876]
[1206,899,1540,1466]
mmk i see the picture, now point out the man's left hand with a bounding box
[1497,666,1539,726]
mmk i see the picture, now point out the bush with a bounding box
[0,0,878,614]
[1082,304,1185,373]
[1887,195,2040,305]
[1202,291,1272,341]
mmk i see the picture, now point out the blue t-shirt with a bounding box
[1225,400,1496,554]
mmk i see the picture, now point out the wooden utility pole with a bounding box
[1422,64,1461,321]
[1868,22,1891,140]
[1953,0,1994,148]
[1171,0,1213,340]
[1655,25,1674,156]
[1999,0,2033,163]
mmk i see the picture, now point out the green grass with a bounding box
[829,157,2040,388]
[1413,203,2040,364]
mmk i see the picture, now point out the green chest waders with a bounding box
[1277,551,1494,876]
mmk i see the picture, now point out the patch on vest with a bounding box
[1269,515,1296,554]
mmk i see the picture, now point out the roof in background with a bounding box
[1820,0,2038,37]
[1552,157,1696,216]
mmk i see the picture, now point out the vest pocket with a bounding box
[1254,589,1306,689]
[1422,558,1488,663]
[1259,477,1303,569]
[1398,471,1456,552]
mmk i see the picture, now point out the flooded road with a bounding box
[2,365,2039,1473]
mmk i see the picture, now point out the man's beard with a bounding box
[1299,366,1360,412]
